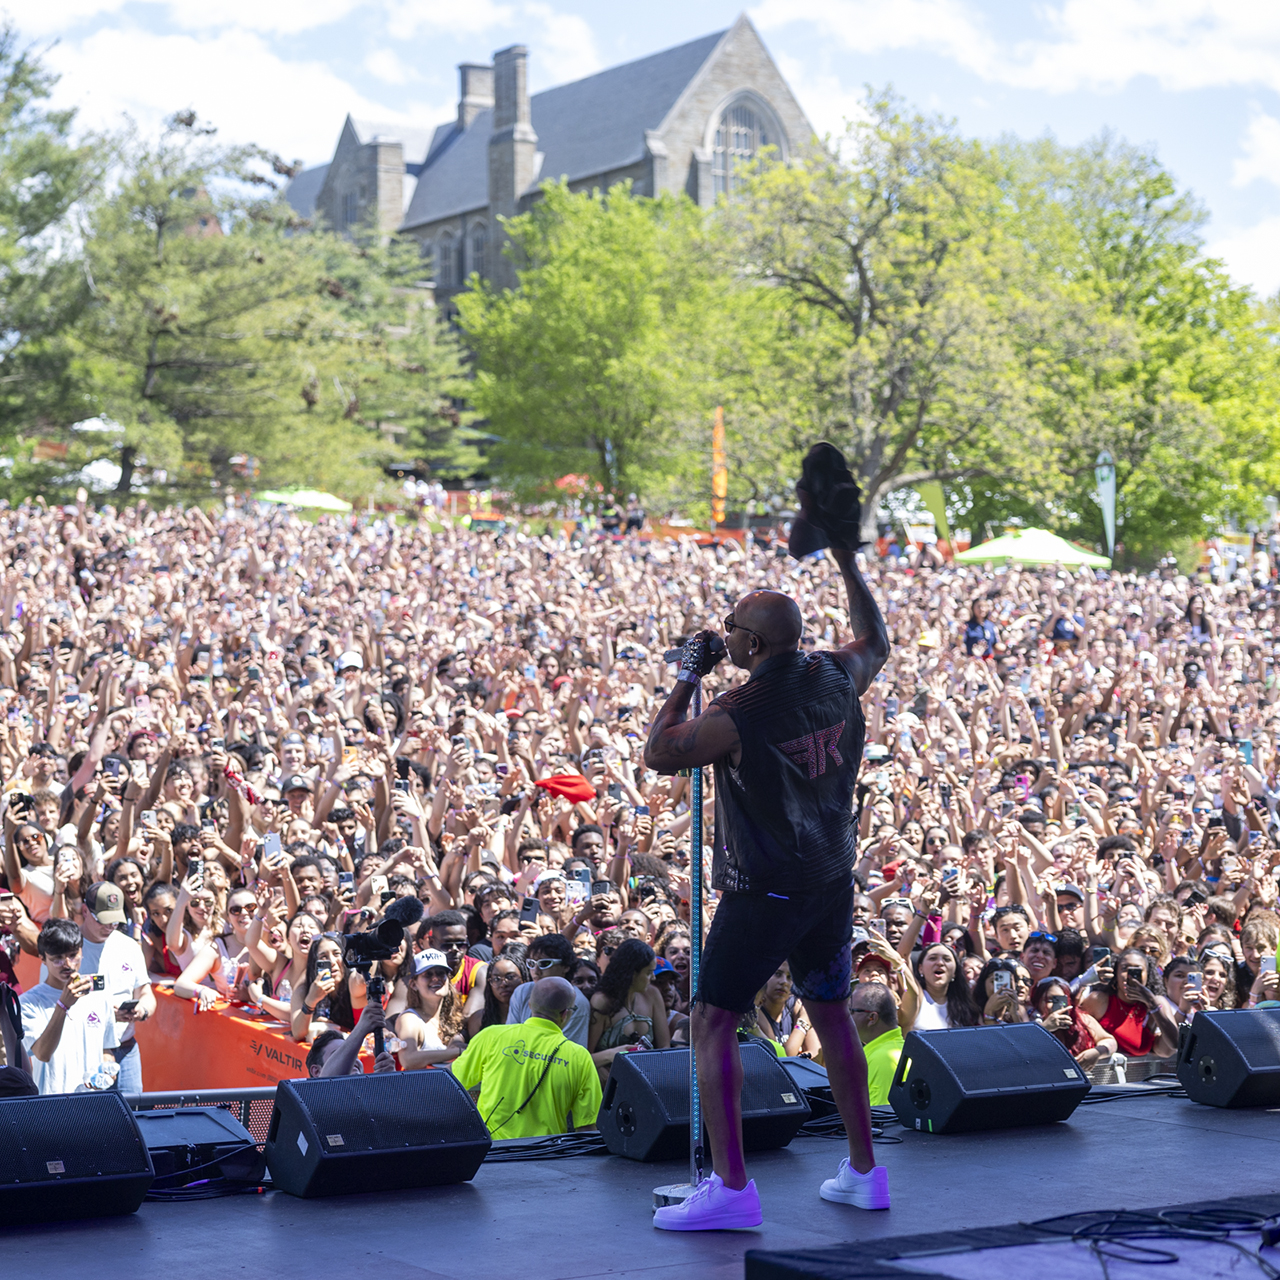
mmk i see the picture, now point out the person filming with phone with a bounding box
[644,442,891,1231]
[1079,947,1180,1059]
[20,918,115,1094]
[1032,977,1114,1068]
[74,882,155,1092]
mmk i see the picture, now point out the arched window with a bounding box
[420,240,436,283]
[712,102,769,197]
[469,222,487,280]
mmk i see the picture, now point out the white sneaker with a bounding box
[819,1159,890,1209]
[653,1173,763,1230]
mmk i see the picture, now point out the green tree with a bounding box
[457,181,713,498]
[723,94,1060,543]
[980,133,1280,565]
[0,28,101,501]
[291,233,477,485]
[69,114,471,501]
[72,114,321,495]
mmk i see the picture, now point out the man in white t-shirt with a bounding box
[20,918,113,1095]
[77,883,155,1094]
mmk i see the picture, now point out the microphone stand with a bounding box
[653,667,707,1209]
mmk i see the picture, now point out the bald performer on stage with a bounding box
[645,537,891,1230]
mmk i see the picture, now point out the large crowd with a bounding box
[0,492,1277,1130]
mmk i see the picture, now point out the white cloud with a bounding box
[1209,214,1280,297]
[383,0,514,41]
[525,2,600,84]
[364,48,416,86]
[160,0,360,35]
[45,27,409,165]
[0,0,357,36]
[0,0,128,34]
[751,0,997,71]
[752,0,1280,95]
[1233,108,1280,188]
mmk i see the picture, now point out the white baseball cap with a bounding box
[336,650,364,673]
[414,949,451,974]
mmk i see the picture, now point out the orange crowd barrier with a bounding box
[134,988,370,1089]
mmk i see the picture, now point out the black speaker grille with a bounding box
[918,1026,1076,1089]
[0,1094,149,1182]
[604,1044,800,1121]
[1209,1012,1280,1070]
[293,1073,488,1151]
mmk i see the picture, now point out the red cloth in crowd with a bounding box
[535,774,596,804]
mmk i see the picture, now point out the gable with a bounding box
[403,29,726,230]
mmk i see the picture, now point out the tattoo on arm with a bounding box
[840,560,888,653]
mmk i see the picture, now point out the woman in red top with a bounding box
[1079,948,1179,1059]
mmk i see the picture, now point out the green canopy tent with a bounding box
[256,489,353,513]
[953,527,1110,569]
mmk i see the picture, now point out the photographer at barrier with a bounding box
[306,997,398,1078]
[450,976,601,1140]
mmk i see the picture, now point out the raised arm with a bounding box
[829,548,890,694]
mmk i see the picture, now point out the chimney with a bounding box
[492,44,531,133]
[457,62,493,130]
[488,44,539,289]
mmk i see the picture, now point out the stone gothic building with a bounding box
[287,14,813,297]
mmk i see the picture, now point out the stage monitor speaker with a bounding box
[1177,1008,1280,1108]
[889,1024,1090,1134]
[264,1070,492,1198]
[598,1043,810,1162]
[134,1106,264,1186]
[780,1055,837,1118]
[0,1092,154,1222]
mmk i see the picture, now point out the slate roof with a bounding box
[402,28,727,230]
[284,164,329,219]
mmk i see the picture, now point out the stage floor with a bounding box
[8,1091,1280,1279]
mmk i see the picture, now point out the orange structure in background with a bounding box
[711,405,727,527]
[134,989,370,1089]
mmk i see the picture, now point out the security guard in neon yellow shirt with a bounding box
[850,983,904,1106]
[452,977,602,1140]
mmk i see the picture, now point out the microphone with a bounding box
[382,895,426,928]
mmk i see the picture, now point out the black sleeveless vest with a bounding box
[711,650,865,895]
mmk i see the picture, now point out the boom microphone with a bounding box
[382,895,426,928]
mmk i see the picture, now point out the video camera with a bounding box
[341,896,423,1056]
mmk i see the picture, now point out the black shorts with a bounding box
[696,878,855,1014]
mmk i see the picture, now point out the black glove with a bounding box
[789,441,864,558]
[678,631,727,681]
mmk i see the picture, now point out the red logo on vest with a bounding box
[776,721,846,779]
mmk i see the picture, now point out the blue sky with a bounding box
[14,0,1280,293]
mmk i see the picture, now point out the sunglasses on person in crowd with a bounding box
[528,957,561,970]
[882,897,912,911]
[992,906,1028,920]
[1026,931,1058,944]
